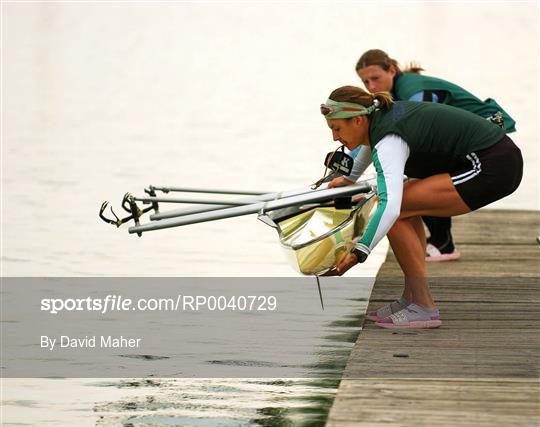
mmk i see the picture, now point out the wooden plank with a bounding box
[379,242,540,277]
[326,210,540,426]
[327,380,540,427]
[368,292,540,303]
[450,209,540,245]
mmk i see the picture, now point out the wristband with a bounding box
[352,248,368,263]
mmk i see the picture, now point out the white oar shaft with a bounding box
[150,186,267,196]
[129,183,371,234]
[149,174,375,221]
[135,196,247,206]
[150,185,327,220]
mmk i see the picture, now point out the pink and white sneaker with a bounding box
[425,243,461,262]
[365,297,411,322]
[375,304,442,329]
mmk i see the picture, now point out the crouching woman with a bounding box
[321,86,522,329]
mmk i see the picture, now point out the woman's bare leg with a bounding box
[388,174,470,309]
[388,216,436,307]
[400,175,471,219]
[389,215,426,303]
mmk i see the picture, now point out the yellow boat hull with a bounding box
[275,194,378,275]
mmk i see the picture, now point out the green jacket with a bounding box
[393,73,516,132]
[369,101,505,157]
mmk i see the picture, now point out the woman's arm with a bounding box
[355,134,410,257]
[345,145,373,182]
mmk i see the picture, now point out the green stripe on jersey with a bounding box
[358,148,387,249]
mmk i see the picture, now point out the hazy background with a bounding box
[2,1,538,277]
[1,2,539,426]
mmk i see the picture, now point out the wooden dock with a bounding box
[326,209,540,426]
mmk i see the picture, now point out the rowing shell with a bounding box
[259,192,378,275]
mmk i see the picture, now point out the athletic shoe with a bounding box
[375,304,442,329]
[425,243,461,262]
[365,297,410,322]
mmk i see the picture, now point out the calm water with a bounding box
[2,2,538,425]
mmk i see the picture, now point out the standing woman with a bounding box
[344,49,516,262]
[321,86,522,329]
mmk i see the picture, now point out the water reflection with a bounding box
[90,306,366,426]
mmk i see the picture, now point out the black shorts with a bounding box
[404,135,523,211]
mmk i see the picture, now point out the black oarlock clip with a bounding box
[144,187,160,214]
[334,197,353,210]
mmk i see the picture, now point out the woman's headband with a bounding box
[320,98,379,119]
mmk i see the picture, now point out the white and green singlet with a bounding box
[352,101,505,258]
